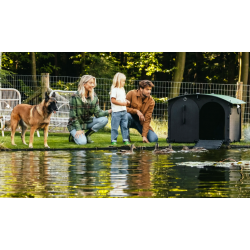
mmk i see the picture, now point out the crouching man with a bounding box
[126,80,158,143]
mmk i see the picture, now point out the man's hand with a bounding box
[75,130,84,139]
[142,136,149,143]
[108,109,112,114]
[137,110,145,122]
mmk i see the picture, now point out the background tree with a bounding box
[30,52,37,89]
[169,52,186,98]
[239,52,249,123]
[0,52,246,85]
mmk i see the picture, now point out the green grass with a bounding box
[2,124,249,150]
[0,130,195,150]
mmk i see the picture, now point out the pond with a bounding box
[1,148,250,198]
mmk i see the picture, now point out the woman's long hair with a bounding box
[78,75,96,102]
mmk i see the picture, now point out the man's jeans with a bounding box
[70,117,108,145]
[127,113,158,142]
[111,110,129,142]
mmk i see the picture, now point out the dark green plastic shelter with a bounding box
[167,94,245,145]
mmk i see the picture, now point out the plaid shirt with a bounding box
[67,91,109,132]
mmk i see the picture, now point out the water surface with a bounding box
[1,148,250,197]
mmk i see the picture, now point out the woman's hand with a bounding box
[75,130,84,138]
[108,109,112,114]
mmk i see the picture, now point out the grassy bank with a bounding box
[0,130,194,150]
[1,128,249,151]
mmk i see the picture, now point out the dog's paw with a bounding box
[12,143,17,146]
[29,145,33,149]
[44,145,50,149]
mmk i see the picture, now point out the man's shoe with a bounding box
[111,142,117,146]
[124,141,131,145]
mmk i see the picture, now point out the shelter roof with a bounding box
[168,93,246,104]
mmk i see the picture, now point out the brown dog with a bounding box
[11,92,58,148]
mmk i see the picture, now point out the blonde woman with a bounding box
[110,72,130,146]
[67,75,112,145]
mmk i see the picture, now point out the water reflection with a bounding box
[1,148,250,197]
[110,153,129,197]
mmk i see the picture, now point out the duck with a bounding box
[181,146,207,152]
[153,143,175,154]
[181,146,190,152]
[117,144,136,154]
[192,147,208,152]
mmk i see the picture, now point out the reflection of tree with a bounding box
[0,151,49,197]
[0,151,71,198]
[197,167,228,197]
[196,150,237,198]
[126,152,154,197]
[68,151,112,197]
[227,150,250,198]
[150,154,173,198]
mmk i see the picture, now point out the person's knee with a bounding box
[126,113,132,120]
[100,117,108,125]
[126,113,133,128]
[148,132,158,142]
[74,135,87,145]
[95,117,108,131]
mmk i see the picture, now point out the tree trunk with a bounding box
[241,52,249,124]
[238,52,242,82]
[121,52,124,66]
[54,52,58,76]
[169,52,186,99]
[30,52,37,89]
[0,52,2,70]
[195,52,204,82]
[228,52,236,85]
[81,52,85,75]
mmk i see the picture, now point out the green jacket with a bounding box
[67,91,109,132]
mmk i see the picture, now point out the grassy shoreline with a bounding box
[0,130,194,150]
[1,130,250,151]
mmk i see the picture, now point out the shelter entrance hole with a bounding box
[199,102,225,140]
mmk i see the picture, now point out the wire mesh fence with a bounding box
[1,74,250,125]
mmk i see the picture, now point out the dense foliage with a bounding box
[1,52,248,84]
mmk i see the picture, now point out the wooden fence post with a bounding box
[41,73,50,99]
[236,82,243,100]
[236,82,244,137]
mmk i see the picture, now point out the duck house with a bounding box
[167,94,245,149]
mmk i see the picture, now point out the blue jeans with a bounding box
[111,110,129,142]
[70,117,108,145]
[127,113,158,142]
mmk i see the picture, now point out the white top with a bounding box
[110,87,127,112]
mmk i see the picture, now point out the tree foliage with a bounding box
[1,52,248,85]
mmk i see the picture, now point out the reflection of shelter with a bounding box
[168,94,245,146]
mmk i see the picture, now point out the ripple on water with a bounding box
[0,148,250,197]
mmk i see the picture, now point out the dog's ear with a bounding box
[52,92,56,98]
[45,92,50,102]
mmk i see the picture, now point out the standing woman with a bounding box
[67,75,112,145]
